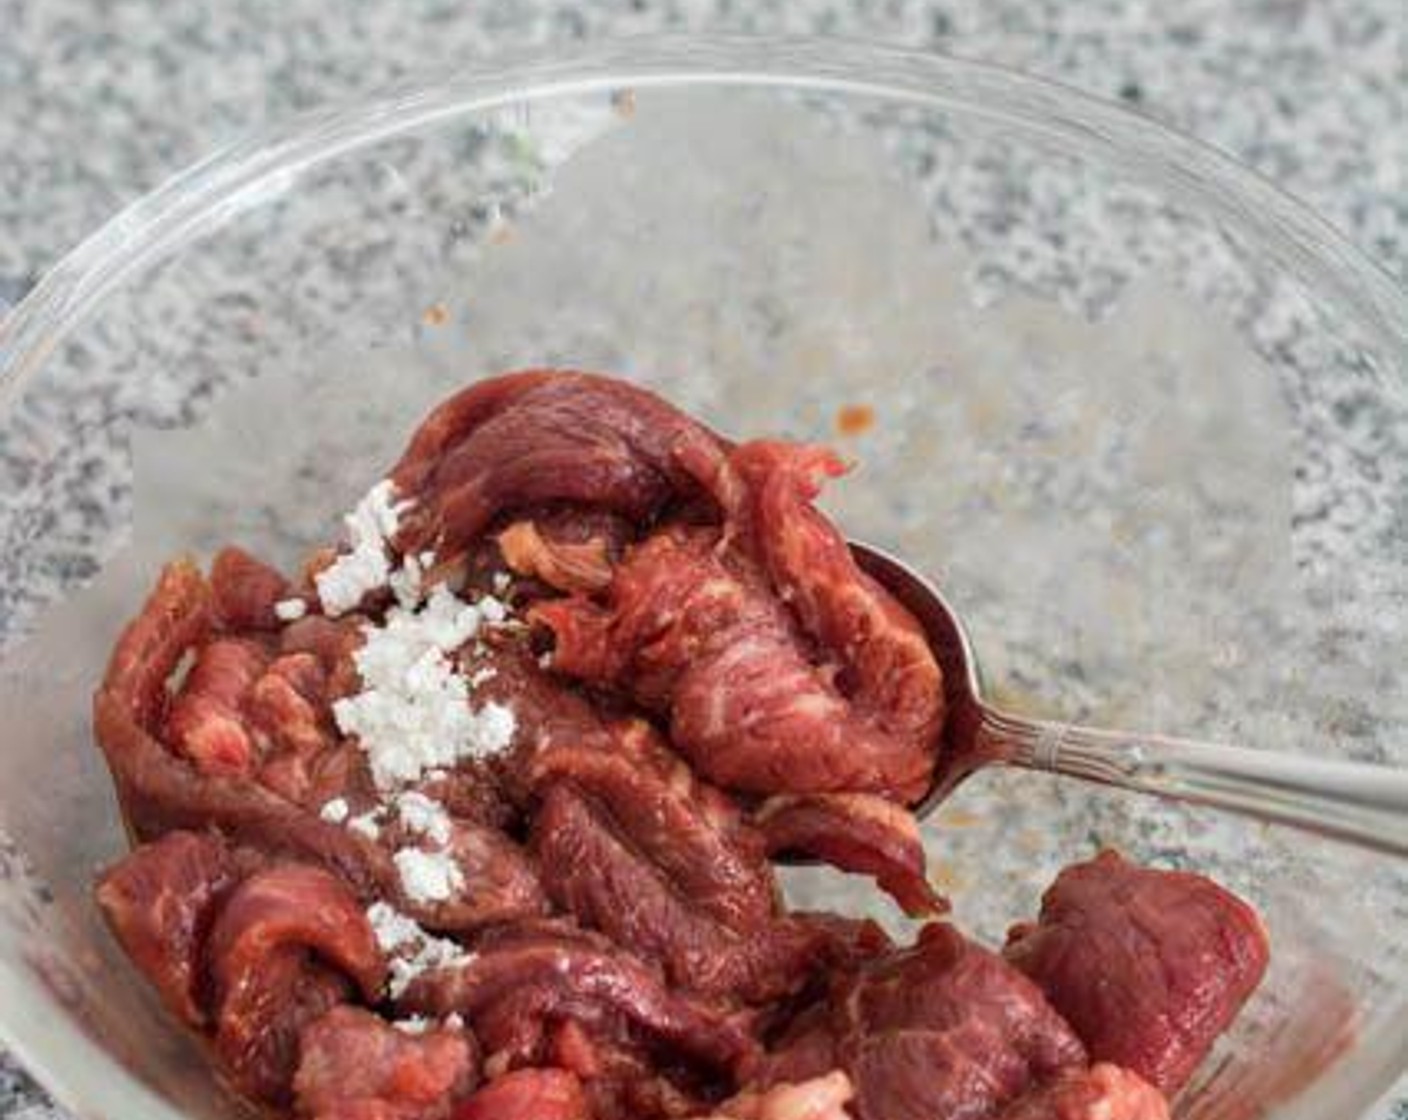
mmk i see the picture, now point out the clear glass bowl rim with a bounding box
[0,31,1403,1120]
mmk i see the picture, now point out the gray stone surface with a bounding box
[0,1,1403,1118]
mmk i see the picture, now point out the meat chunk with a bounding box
[207,863,386,1004]
[96,563,407,905]
[695,439,942,759]
[398,921,759,1082]
[756,794,943,917]
[206,864,389,1101]
[703,1071,855,1120]
[527,717,886,1004]
[294,1007,477,1120]
[247,653,336,759]
[532,783,842,1005]
[390,370,724,561]
[528,719,774,929]
[451,1068,590,1120]
[95,830,252,1026]
[762,924,1086,1120]
[164,638,270,777]
[997,1065,1169,1120]
[215,948,351,1104]
[1004,850,1269,1096]
[537,523,935,802]
[211,545,291,631]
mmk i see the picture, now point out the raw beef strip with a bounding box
[686,438,942,763]
[210,545,291,631]
[1004,850,1269,1096]
[389,370,724,560]
[451,1068,590,1120]
[761,923,1086,1120]
[397,920,759,1081]
[294,1006,476,1120]
[164,637,270,777]
[95,830,254,1026]
[756,793,943,917]
[206,864,387,1101]
[533,783,846,1006]
[95,562,397,900]
[997,1064,1169,1120]
[702,1071,855,1120]
[537,523,934,801]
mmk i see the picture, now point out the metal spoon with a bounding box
[853,542,1408,857]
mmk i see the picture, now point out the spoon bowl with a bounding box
[852,541,1408,857]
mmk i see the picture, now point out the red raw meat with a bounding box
[247,652,335,759]
[95,563,540,934]
[165,638,270,777]
[1004,850,1269,1096]
[205,864,386,1102]
[756,793,943,917]
[390,370,724,560]
[95,830,254,1026]
[295,1006,477,1120]
[533,783,843,1006]
[537,522,936,802]
[214,945,351,1104]
[94,563,395,901]
[397,920,759,1081]
[761,924,1086,1120]
[452,1068,590,1120]
[211,545,291,631]
[997,1064,1169,1120]
[527,719,776,932]
[694,440,941,757]
[702,1071,855,1120]
[206,864,386,1004]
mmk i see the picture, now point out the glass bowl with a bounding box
[0,34,1404,1120]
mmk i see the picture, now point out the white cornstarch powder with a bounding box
[366,901,474,999]
[332,584,518,790]
[394,847,465,904]
[318,797,350,824]
[274,597,308,621]
[315,480,411,616]
[395,791,454,846]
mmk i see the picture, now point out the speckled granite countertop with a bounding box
[0,1,1404,1118]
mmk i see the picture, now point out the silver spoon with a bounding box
[853,542,1408,857]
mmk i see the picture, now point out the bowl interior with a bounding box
[0,40,1405,1120]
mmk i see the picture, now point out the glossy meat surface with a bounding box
[997,1064,1169,1120]
[96,830,251,1026]
[451,1068,589,1120]
[295,1007,477,1120]
[762,924,1087,1120]
[390,370,721,560]
[399,921,758,1080]
[538,518,938,802]
[1004,850,1270,1095]
[90,371,1268,1120]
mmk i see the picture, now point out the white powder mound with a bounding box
[394,847,464,904]
[332,584,518,790]
[274,597,307,621]
[348,809,384,840]
[366,901,473,1000]
[395,791,453,846]
[318,797,350,824]
[315,480,411,616]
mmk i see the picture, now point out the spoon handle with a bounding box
[981,709,1408,857]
